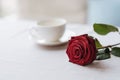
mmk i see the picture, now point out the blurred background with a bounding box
[0,0,120,26]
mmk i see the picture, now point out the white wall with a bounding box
[0,0,18,16]
[0,1,2,16]
[0,0,87,23]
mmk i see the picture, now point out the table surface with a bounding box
[0,18,120,80]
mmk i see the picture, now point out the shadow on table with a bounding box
[35,43,68,51]
[86,61,110,71]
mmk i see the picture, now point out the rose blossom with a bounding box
[66,34,97,66]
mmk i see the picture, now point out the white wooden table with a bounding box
[0,18,120,80]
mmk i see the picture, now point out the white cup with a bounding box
[33,18,66,42]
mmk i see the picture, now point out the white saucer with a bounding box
[29,29,76,46]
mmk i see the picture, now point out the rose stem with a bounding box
[98,43,120,49]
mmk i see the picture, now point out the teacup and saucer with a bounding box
[29,18,76,46]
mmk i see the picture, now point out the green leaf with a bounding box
[96,52,111,60]
[96,48,111,60]
[95,38,102,48]
[104,48,110,53]
[111,47,120,57]
[93,23,119,35]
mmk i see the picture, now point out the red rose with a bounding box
[66,34,97,66]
